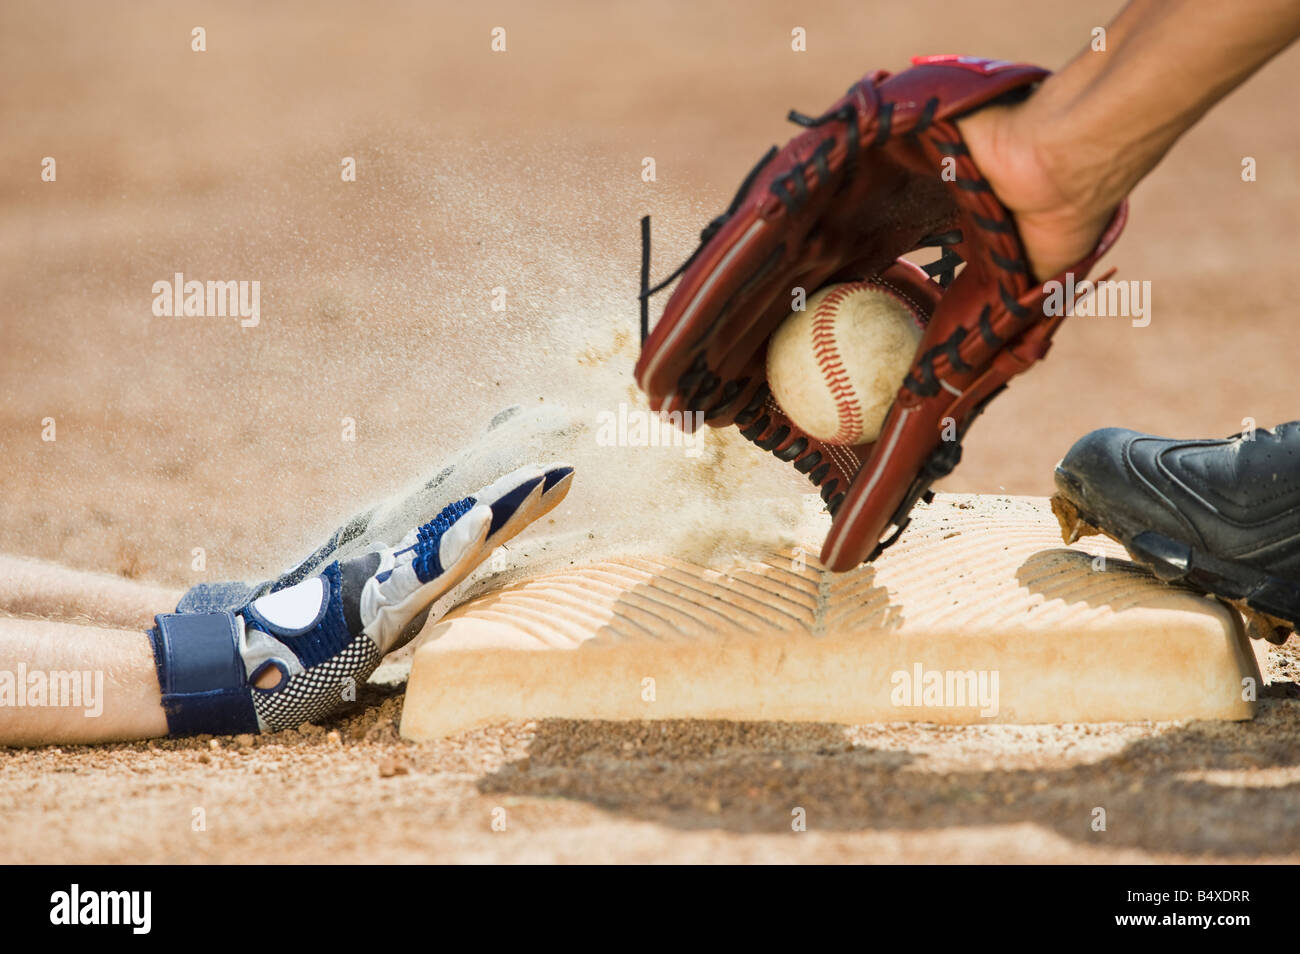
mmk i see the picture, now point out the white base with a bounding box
[400,495,1260,739]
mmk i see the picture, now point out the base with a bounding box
[400,495,1260,740]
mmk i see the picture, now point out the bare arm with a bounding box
[0,618,168,745]
[959,0,1300,279]
[0,557,175,744]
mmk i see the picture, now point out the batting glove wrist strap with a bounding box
[148,611,258,737]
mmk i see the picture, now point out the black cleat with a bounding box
[1051,423,1300,644]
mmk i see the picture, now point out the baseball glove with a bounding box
[636,55,1127,571]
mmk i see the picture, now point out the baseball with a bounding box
[766,282,924,445]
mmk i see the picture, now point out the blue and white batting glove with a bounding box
[146,463,573,736]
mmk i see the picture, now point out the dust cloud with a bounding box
[248,145,823,591]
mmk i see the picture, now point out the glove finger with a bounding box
[362,502,493,652]
[471,462,544,505]
[533,463,576,522]
[639,202,793,406]
[480,470,547,549]
[820,404,941,572]
[656,254,837,420]
[471,463,573,550]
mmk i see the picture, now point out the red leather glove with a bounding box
[636,56,1126,571]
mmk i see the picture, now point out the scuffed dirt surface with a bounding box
[3,666,1300,863]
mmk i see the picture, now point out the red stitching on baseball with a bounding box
[807,281,924,446]
[809,282,870,445]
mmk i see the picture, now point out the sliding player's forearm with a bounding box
[0,618,167,745]
[0,462,574,746]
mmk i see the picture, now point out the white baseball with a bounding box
[766,282,924,446]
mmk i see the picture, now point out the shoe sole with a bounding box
[1052,466,1299,644]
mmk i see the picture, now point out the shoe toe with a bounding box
[1055,427,1146,508]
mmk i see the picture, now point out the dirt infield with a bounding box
[2,0,1300,863]
[6,685,1300,864]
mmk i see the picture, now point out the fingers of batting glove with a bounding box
[363,463,574,653]
[480,462,575,550]
[359,500,494,655]
[393,463,574,551]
